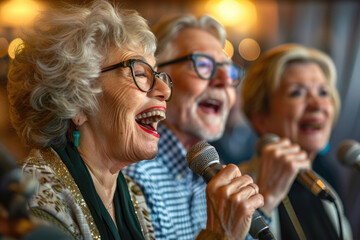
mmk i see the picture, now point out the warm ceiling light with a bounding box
[205,0,257,31]
[0,0,44,27]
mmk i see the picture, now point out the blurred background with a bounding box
[0,0,359,239]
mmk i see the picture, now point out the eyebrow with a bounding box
[193,51,231,63]
[131,55,156,69]
[283,82,329,90]
[132,55,146,61]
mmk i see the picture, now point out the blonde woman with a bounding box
[240,44,352,240]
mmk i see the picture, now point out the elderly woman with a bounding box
[240,44,352,239]
[7,1,264,239]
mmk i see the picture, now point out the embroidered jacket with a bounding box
[20,148,154,240]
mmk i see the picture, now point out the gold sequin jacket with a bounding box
[20,147,155,240]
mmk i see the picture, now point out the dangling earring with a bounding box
[73,127,80,147]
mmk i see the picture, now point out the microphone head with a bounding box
[256,133,280,156]
[186,141,219,176]
[337,140,360,168]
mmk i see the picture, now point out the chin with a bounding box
[198,121,224,138]
[208,126,225,140]
[151,152,157,158]
[302,143,325,155]
[143,144,159,159]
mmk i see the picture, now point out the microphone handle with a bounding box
[202,164,275,240]
[202,163,223,183]
[257,134,336,202]
[296,170,335,202]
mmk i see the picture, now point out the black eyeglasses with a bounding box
[157,53,245,87]
[101,59,173,101]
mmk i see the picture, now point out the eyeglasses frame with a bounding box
[101,58,173,101]
[157,53,244,87]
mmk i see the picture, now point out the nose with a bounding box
[147,76,171,101]
[307,92,323,111]
[209,65,233,88]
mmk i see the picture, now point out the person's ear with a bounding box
[72,110,88,127]
[251,112,268,135]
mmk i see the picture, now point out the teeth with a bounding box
[206,99,220,106]
[136,110,166,122]
[301,122,322,129]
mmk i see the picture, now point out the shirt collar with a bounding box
[157,124,191,180]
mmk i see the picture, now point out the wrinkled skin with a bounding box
[206,165,264,240]
[74,48,171,225]
[159,28,236,150]
[77,49,170,172]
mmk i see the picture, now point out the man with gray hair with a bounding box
[123,14,245,239]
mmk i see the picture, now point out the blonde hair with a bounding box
[7,0,156,148]
[152,14,226,62]
[241,44,340,133]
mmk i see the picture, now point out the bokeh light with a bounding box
[224,39,234,58]
[8,38,24,59]
[204,0,257,33]
[0,38,9,57]
[238,38,260,61]
[0,0,44,27]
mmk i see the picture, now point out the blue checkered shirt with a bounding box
[123,124,207,240]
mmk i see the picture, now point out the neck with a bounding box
[75,125,120,211]
[87,164,118,227]
[78,145,119,202]
[88,166,117,208]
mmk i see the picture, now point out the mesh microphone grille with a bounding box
[186,141,219,175]
[337,140,360,166]
[256,133,280,156]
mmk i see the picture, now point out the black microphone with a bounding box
[186,141,275,240]
[0,144,37,219]
[256,133,335,202]
[337,140,360,172]
[0,144,73,239]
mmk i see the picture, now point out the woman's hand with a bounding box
[256,138,312,213]
[205,164,264,240]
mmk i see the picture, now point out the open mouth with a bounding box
[135,109,166,136]
[299,122,323,131]
[198,99,223,114]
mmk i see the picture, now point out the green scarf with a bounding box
[54,142,144,240]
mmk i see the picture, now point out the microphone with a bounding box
[256,134,335,202]
[186,141,275,240]
[0,145,72,239]
[0,144,38,220]
[337,140,360,171]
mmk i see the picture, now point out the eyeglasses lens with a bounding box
[194,56,214,79]
[158,73,171,89]
[194,55,241,86]
[225,64,241,85]
[133,61,153,91]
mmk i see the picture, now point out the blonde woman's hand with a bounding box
[256,138,311,213]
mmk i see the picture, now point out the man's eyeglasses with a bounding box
[101,59,173,101]
[157,53,245,87]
